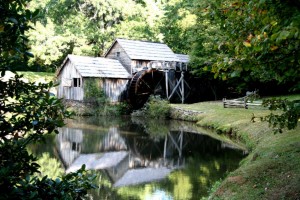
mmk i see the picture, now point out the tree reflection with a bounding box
[35,153,64,179]
[158,151,243,200]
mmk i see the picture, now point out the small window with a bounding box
[116,52,120,57]
[72,142,80,151]
[73,78,81,87]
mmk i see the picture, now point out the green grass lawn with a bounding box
[171,101,272,149]
[171,94,300,200]
[17,71,55,83]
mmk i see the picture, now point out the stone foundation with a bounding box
[62,100,97,116]
[169,107,204,122]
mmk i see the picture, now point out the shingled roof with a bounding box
[58,55,131,79]
[105,38,180,62]
[176,54,189,63]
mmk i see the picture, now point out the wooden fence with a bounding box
[223,97,262,109]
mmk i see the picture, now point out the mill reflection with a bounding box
[55,117,246,187]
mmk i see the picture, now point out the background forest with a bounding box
[22,0,299,97]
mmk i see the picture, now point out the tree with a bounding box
[191,0,300,92]
[160,0,196,54]
[190,0,300,130]
[0,0,37,71]
[26,0,164,72]
[0,0,96,198]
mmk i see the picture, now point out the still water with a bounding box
[29,116,247,200]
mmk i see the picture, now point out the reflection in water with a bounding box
[35,117,246,199]
[56,127,83,168]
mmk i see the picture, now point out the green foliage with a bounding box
[0,1,97,198]
[133,95,171,119]
[145,119,170,139]
[26,0,164,71]
[260,98,300,133]
[190,0,300,91]
[0,77,68,137]
[84,78,106,104]
[160,0,196,54]
[83,78,130,116]
[0,0,38,71]
[11,165,96,200]
[102,102,131,116]
[201,178,231,200]
[35,153,64,179]
[0,76,97,199]
[179,0,300,131]
[17,71,55,83]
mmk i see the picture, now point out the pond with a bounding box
[28,116,247,200]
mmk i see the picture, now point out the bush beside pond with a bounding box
[132,95,171,119]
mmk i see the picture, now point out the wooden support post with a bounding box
[165,70,169,99]
[169,79,181,98]
[181,72,184,104]
[163,134,168,160]
[244,98,248,109]
[179,131,183,158]
[168,73,184,100]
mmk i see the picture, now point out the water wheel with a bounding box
[128,69,165,109]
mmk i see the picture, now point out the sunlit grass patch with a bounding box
[17,71,55,83]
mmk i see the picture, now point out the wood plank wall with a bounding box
[85,78,129,103]
[105,43,132,74]
[57,60,84,101]
[102,79,129,102]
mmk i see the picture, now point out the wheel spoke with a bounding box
[128,69,164,109]
[140,78,152,90]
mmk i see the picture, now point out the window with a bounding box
[72,142,80,151]
[73,78,81,87]
[116,52,120,57]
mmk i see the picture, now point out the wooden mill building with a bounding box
[57,38,189,107]
[104,38,187,74]
[56,55,131,102]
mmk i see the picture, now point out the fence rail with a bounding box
[223,97,262,109]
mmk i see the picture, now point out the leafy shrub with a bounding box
[102,102,131,116]
[263,98,299,133]
[84,78,106,105]
[84,79,131,116]
[132,95,171,119]
[0,76,97,199]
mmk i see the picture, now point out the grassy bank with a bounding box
[170,96,300,199]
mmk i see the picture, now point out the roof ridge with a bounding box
[116,38,165,45]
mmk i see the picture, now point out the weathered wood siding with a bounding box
[102,78,129,102]
[132,60,150,67]
[57,60,84,101]
[83,77,129,103]
[105,43,132,74]
[131,60,151,73]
